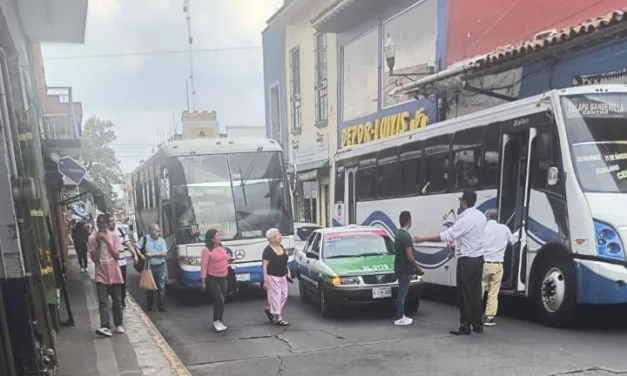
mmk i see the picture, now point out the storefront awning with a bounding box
[390,8,627,98]
[287,159,330,181]
[310,0,386,33]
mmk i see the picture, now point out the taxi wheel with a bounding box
[318,289,334,317]
[299,280,311,303]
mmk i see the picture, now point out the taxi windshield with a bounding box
[323,232,394,259]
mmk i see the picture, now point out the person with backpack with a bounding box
[135,224,168,312]
[107,215,141,309]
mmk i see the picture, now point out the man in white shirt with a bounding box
[415,190,486,335]
[482,209,516,327]
[107,217,139,309]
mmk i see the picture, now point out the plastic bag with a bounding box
[139,262,157,291]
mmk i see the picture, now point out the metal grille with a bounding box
[362,273,397,284]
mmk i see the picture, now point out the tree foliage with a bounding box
[80,117,123,210]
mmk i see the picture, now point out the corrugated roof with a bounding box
[468,8,627,70]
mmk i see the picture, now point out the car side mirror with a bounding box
[306,251,319,259]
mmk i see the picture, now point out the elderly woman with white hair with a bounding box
[262,228,292,325]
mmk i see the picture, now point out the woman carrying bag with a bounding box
[262,228,292,326]
[200,229,233,332]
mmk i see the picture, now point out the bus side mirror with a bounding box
[547,166,559,186]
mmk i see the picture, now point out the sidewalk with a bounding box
[55,248,191,376]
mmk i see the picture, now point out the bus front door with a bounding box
[498,128,536,291]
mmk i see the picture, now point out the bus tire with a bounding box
[533,253,577,327]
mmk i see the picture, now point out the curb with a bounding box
[126,296,192,376]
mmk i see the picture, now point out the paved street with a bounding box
[127,269,627,376]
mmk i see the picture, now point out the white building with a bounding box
[264,0,339,227]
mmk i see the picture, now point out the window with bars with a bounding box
[289,47,302,132]
[314,33,328,125]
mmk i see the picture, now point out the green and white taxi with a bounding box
[294,225,424,316]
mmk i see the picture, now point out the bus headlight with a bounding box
[179,256,201,266]
[594,221,626,261]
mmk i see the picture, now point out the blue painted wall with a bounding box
[262,23,288,154]
[336,0,448,149]
[520,39,627,96]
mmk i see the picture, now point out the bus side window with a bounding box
[452,128,483,190]
[357,154,377,200]
[377,147,399,199]
[424,135,451,193]
[483,123,501,188]
[399,140,422,196]
[531,129,565,197]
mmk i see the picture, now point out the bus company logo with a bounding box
[234,249,246,260]
[513,118,530,127]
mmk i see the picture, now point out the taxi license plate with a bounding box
[372,287,392,299]
[235,273,250,282]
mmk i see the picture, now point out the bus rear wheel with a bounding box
[533,253,577,327]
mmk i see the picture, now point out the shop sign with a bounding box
[295,141,328,165]
[340,108,430,148]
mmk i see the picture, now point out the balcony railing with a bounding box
[40,114,80,141]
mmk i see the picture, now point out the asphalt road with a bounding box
[126,269,627,376]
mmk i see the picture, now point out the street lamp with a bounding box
[384,33,396,75]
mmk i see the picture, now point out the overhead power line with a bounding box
[44,46,262,60]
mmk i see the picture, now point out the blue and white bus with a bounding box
[132,138,295,289]
[332,85,627,326]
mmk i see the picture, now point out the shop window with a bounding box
[342,28,378,121]
[381,0,437,108]
[315,33,328,124]
[452,128,483,190]
[483,123,501,188]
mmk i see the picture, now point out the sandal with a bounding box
[263,308,274,323]
[275,319,289,326]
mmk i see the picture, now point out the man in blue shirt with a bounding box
[137,223,168,312]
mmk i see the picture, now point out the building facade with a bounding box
[265,0,340,227]
[262,18,288,152]
[224,125,266,138]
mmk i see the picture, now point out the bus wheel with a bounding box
[299,280,311,303]
[533,254,577,327]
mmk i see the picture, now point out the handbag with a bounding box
[133,235,148,273]
[139,262,157,291]
[226,266,238,295]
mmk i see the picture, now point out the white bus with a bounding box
[332,85,627,326]
[131,138,295,289]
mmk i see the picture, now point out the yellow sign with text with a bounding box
[340,108,430,148]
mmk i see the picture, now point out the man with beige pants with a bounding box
[482,209,517,326]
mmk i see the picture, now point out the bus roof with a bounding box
[132,137,282,174]
[335,84,627,161]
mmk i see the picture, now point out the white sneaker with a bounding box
[218,321,228,331]
[96,327,112,337]
[116,326,125,334]
[394,316,413,326]
[213,321,225,332]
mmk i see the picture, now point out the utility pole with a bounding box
[183,0,196,111]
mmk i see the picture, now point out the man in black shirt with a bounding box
[394,211,423,326]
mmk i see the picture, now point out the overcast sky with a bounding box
[42,0,281,174]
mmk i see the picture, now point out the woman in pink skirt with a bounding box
[262,228,292,326]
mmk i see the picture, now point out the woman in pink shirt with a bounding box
[200,229,231,332]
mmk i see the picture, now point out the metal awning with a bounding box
[310,0,387,32]
[391,8,627,98]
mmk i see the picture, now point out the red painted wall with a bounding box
[446,0,626,65]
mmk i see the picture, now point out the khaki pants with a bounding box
[482,262,503,319]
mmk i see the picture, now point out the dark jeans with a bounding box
[456,256,484,329]
[146,263,167,310]
[119,265,127,306]
[75,242,88,269]
[96,283,122,328]
[395,274,412,319]
[207,275,227,321]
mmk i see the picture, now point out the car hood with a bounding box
[324,254,395,276]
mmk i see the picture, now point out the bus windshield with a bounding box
[561,93,627,193]
[168,151,292,244]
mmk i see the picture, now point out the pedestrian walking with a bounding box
[482,209,516,326]
[88,214,125,337]
[72,221,90,272]
[136,224,168,312]
[200,229,231,332]
[393,211,424,326]
[415,189,486,335]
[107,216,140,309]
[262,228,291,326]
